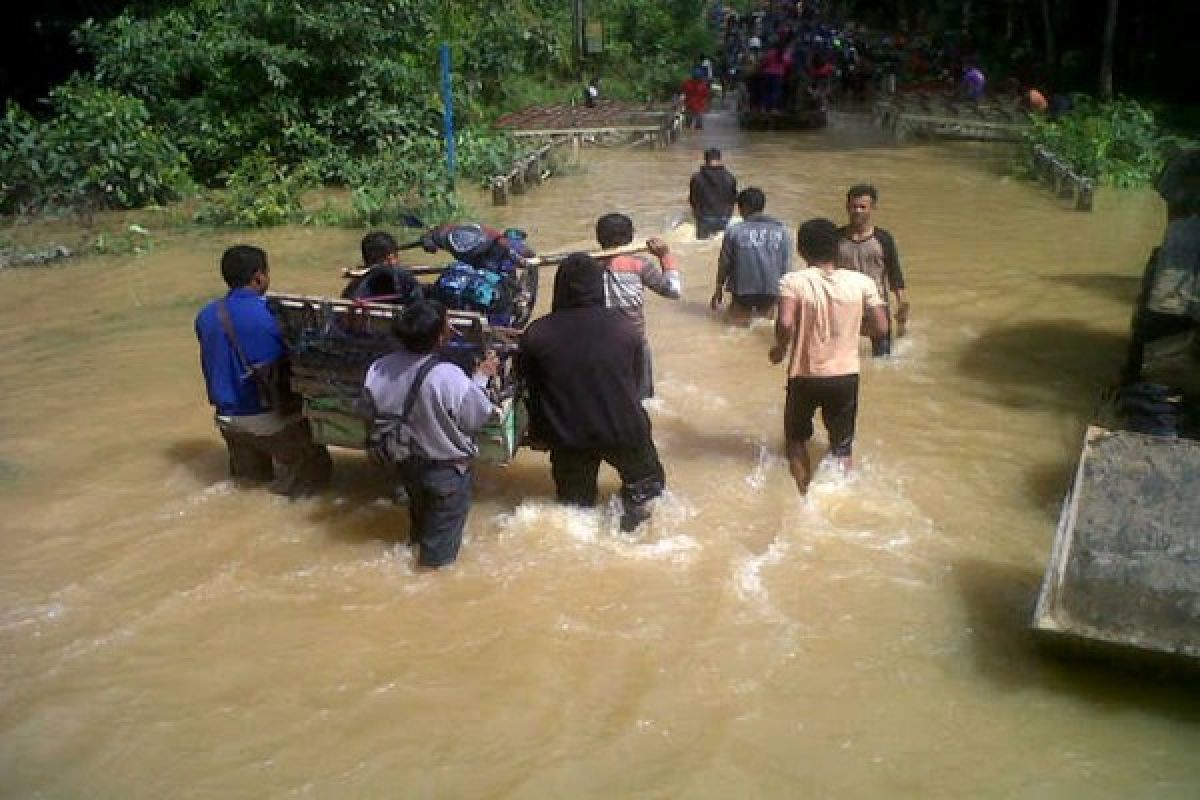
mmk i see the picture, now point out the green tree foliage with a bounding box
[0,79,190,215]
[72,0,572,184]
[1022,96,1189,187]
[3,0,706,224]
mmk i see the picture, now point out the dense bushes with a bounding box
[1022,96,1190,188]
[0,80,190,215]
[2,0,710,224]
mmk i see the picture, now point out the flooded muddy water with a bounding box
[2,109,1197,798]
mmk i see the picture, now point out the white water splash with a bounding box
[490,490,701,566]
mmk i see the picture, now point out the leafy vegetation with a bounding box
[1,0,710,226]
[1021,96,1192,188]
[0,79,191,215]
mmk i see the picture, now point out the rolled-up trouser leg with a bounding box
[606,435,666,531]
[219,427,274,485]
[265,419,332,497]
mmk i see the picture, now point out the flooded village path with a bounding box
[1,108,1197,798]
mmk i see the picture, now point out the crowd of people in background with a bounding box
[692,0,1063,116]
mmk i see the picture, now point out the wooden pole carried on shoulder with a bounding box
[339,241,651,280]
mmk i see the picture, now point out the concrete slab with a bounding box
[1032,426,1200,665]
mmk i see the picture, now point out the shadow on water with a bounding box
[956,320,1126,413]
[955,559,1200,722]
[1041,272,1141,307]
[659,415,774,465]
[165,438,229,484]
[1023,459,1077,520]
[166,434,561,546]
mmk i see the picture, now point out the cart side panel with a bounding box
[267,293,525,464]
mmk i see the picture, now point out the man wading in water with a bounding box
[689,147,738,240]
[771,219,889,493]
[837,183,909,354]
[195,245,332,497]
[712,187,792,325]
[519,254,667,532]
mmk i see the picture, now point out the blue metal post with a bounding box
[440,43,457,187]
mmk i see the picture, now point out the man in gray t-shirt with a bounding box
[361,300,498,568]
[711,187,793,326]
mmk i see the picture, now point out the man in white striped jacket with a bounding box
[594,212,682,399]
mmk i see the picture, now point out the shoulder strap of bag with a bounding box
[390,355,441,425]
[216,299,254,372]
[217,299,273,401]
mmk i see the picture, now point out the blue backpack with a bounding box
[434,263,509,314]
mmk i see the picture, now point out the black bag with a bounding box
[366,356,440,466]
[247,358,303,416]
[217,300,303,416]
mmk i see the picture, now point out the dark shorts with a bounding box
[731,293,778,314]
[785,374,860,457]
[218,417,332,498]
[398,460,473,567]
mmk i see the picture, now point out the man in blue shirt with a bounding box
[195,245,331,497]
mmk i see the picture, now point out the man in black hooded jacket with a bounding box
[518,253,667,532]
[689,148,738,239]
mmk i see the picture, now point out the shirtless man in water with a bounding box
[771,218,889,494]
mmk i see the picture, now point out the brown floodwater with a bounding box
[2,110,1197,798]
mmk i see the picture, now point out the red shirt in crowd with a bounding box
[681,78,710,113]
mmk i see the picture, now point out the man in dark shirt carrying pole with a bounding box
[689,147,738,240]
[518,254,667,533]
[836,183,910,355]
[195,245,332,497]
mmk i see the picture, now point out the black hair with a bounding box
[394,299,447,354]
[220,245,268,289]
[704,147,722,163]
[846,184,878,204]
[596,212,634,249]
[796,218,840,264]
[736,187,766,215]
[362,231,400,266]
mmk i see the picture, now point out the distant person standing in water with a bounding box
[689,148,738,239]
[837,184,908,355]
[771,219,889,494]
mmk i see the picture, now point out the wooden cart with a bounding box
[267,294,527,464]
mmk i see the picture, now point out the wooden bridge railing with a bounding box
[487,107,683,205]
[1031,145,1095,211]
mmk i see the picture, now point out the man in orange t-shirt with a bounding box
[769,218,889,493]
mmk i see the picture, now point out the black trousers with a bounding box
[550,436,666,517]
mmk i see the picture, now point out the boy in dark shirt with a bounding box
[689,148,738,239]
